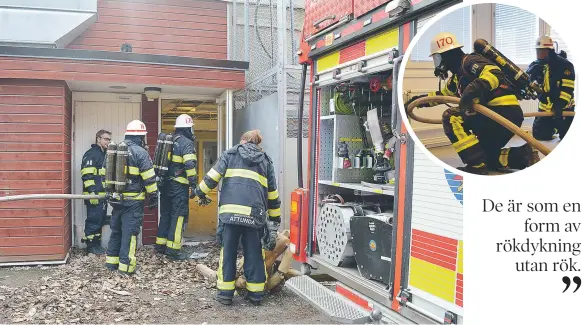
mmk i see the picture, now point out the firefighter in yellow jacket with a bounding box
[406,32,539,175]
[192,130,281,306]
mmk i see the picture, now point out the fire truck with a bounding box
[285,0,464,324]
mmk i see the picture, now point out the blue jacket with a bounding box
[196,143,281,229]
[81,144,106,195]
[527,52,576,113]
[167,128,198,188]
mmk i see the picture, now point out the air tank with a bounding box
[115,142,128,193]
[153,132,167,175]
[104,142,117,192]
[474,38,541,98]
[158,134,173,179]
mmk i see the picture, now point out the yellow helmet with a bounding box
[429,32,464,57]
[536,35,554,49]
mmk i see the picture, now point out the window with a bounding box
[494,4,539,64]
[550,27,571,59]
[410,6,471,61]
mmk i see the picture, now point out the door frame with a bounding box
[70,92,143,248]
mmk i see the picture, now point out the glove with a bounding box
[198,195,212,207]
[405,94,429,109]
[458,97,476,117]
[262,220,280,251]
[88,192,99,205]
[147,194,158,210]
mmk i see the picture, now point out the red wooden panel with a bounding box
[0,171,64,181]
[0,199,65,209]
[0,236,62,247]
[339,41,366,64]
[0,105,63,115]
[143,220,158,230]
[0,208,63,218]
[99,1,226,18]
[0,217,63,228]
[105,0,227,11]
[0,245,64,256]
[0,152,63,161]
[0,143,63,152]
[72,30,226,46]
[0,180,64,190]
[0,85,63,96]
[66,45,227,59]
[0,162,62,171]
[88,23,226,38]
[354,0,390,17]
[142,228,158,238]
[69,37,226,54]
[0,79,65,87]
[0,95,63,106]
[141,95,158,246]
[97,8,226,25]
[0,124,63,133]
[0,59,245,82]
[96,15,226,32]
[303,0,353,38]
[0,254,65,263]
[0,134,65,143]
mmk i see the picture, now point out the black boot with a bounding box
[154,244,167,255]
[166,248,189,261]
[87,237,105,255]
[243,292,262,306]
[215,295,233,305]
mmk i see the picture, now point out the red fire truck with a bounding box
[286,0,464,324]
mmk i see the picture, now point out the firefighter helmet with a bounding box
[125,120,147,136]
[536,35,554,49]
[429,32,464,57]
[174,114,194,128]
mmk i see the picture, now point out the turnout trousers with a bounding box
[532,106,575,140]
[156,182,189,252]
[217,224,267,302]
[83,200,107,245]
[442,105,533,170]
[105,201,144,274]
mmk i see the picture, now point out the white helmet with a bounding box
[125,120,147,136]
[536,35,554,49]
[429,32,464,57]
[174,114,194,128]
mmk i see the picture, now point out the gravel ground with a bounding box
[0,243,336,324]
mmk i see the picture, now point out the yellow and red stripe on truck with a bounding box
[409,229,463,307]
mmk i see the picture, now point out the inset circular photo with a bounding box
[399,2,576,176]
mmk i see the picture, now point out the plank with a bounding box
[0,95,63,106]
[0,217,63,228]
[0,143,63,152]
[0,208,64,218]
[0,245,64,256]
[0,171,64,181]
[0,180,64,190]
[0,236,63,247]
[0,253,66,263]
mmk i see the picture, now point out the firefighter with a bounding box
[105,120,159,274]
[155,114,198,260]
[192,130,281,306]
[80,129,111,255]
[527,35,576,141]
[405,32,539,175]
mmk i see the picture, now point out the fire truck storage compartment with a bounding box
[314,69,396,288]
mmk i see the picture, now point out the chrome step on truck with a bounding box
[286,275,377,324]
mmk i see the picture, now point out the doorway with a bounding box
[160,97,219,238]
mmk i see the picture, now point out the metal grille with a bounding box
[286,276,370,323]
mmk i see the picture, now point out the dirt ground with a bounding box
[0,243,336,324]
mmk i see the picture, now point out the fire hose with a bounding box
[405,96,576,157]
[0,194,106,203]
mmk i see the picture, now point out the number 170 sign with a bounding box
[436,36,454,48]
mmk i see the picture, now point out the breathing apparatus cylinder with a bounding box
[104,142,117,192]
[473,39,541,98]
[153,133,166,176]
[115,142,128,193]
[157,134,173,179]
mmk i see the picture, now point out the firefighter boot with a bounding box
[87,237,105,255]
[243,291,262,306]
[154,244,167,255]
[507,143,541,170]
[523,143,541,167]
[166,248,190,261]
[458,164,489,175]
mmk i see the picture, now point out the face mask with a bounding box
[432,54,448,79]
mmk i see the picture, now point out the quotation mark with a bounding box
[562,276,581,293]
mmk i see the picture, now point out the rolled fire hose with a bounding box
[405,96,562,156]
[0,194,105,203]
